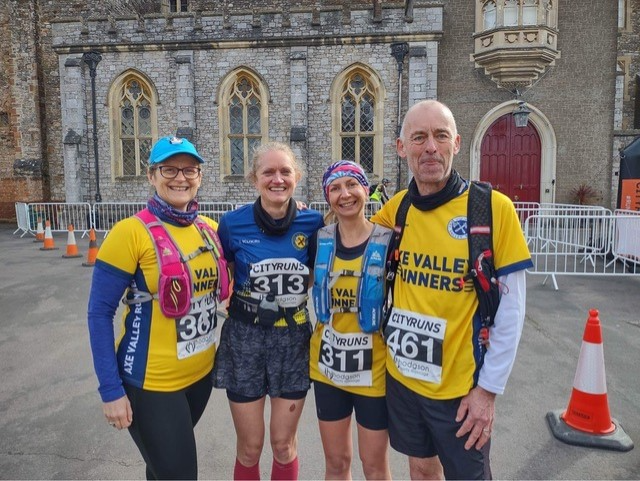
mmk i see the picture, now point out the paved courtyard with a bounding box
[0,225,638,479]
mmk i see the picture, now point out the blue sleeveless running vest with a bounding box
[312,223,393,333]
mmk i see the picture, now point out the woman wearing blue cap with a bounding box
[87,136,229,479]
[308,160,394,479]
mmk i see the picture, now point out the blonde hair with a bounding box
[323,210,337,225]
[246,141,304,183]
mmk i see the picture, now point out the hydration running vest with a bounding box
[124,209,230,318]
[385,181,500,349]
[313,223,393,333]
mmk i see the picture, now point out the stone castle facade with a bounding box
[0,0,636,220]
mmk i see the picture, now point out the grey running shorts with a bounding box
[212,314,312,399]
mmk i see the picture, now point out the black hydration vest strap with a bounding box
[382,193,412,329]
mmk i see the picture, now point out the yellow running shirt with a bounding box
[371,187,531,399]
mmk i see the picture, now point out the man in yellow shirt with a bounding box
[371,100,532,480]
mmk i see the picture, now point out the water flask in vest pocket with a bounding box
[312,237,333,325]
[158,272,192,318]
[358,240,387,333]
[154,231,192,318]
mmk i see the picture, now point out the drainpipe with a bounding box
[391,42,409,190]
[83,51,103,203]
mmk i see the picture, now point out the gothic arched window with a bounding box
[483,1,497,30]
[219,69,268,176]
[332,66,384,174]
[504,0,518,26]
[522,0,538,25]
[109,72,158,177]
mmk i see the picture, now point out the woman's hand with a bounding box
[103,395,133,430]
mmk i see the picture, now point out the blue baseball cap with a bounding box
[149,136,205,165]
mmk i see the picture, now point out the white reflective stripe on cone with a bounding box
[572,341,607,395]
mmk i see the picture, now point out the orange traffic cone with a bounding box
[34,217,45,243]
[546,309,634,451]
[40,220,59,251]
[62,224,83,259]
[82,228,99,267]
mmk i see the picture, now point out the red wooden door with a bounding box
[480,114,541,202]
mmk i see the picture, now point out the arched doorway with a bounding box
[471,101,557,204]
[480,114,541,202]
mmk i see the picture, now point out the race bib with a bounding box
[384,308,446,383]
[318,327,373,387]
[249,257,310,308]
[176,291,218,359]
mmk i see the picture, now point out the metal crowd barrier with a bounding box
[13,202,32,237]
[93,202,147,236]
[524,210,637,290]
[25,202,93,236]
[606,209,640,270]
[513,201,540,228]
[199,202,236,223]
[13,201,640,290]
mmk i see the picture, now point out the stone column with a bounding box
[425,41,439,100]
[60,55,88,202]
[289,47,309,199]
[407,41,435,107]
[175,51,196,141]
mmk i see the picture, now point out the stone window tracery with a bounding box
[109,72,158,178]
[522,0,538,25]
[504,0,518,26]
[219,68,268,176]
[332,66,383,174]
[483,1,497,30]
[340,72,375,172]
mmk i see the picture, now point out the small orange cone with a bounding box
[39,220,59,251]
[34,217,45,243]
[82,228,99,267]
[547,309,634,451]
[62,224,83,259]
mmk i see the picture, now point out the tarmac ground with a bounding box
[0,224,639,479]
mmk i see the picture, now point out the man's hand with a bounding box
[455,386,496,450]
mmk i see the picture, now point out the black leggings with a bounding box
[124,374,213,480]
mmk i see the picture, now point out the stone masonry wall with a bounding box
[50,3,441,204]
[438,0,618,205]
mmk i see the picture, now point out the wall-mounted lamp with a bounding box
[512,100,531,128]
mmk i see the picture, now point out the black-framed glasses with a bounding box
[156,166,201,179]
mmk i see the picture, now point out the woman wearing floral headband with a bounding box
[309,160,394,480]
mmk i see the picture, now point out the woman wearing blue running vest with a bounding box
[87,136,227,480]
[308,160,392,480]
[212,141,324,480]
